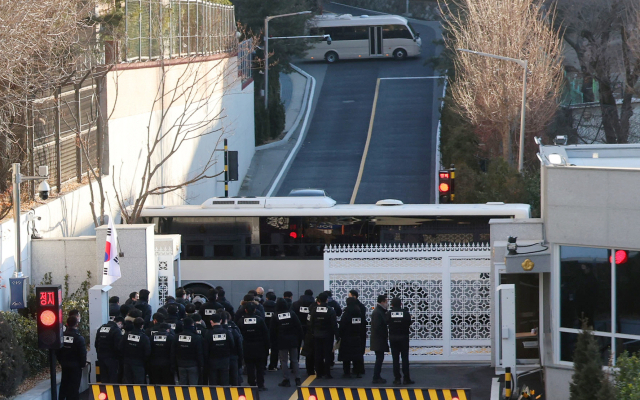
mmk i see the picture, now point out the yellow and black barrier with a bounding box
[298,387,470,400]
[91,384,258,400]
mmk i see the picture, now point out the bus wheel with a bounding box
[325,51,339,63]
[393,48,407,60]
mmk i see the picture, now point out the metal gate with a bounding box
[324,243,492,361]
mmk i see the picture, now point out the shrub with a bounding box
[0,312,47,376]
[614,352,640,400]
[570,322,606,400]
[0,313,28,397]
[62,271,92,344]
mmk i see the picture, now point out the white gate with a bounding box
[324,243,492,361]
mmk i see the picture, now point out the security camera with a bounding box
[38,180,50,200]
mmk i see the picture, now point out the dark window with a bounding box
[560,332,611,363]
[382,24,413,40]
[560,246,611,332]
[615,250,640,335]
[342,26,368,40]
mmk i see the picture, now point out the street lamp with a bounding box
[264,10,312,109]
[457,48,528,173]
[9,163,49,309]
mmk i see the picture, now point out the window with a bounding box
[382,25,413,40]
[559,246,640,364]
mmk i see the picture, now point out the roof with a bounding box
[309,14,409,28]
[538,143,640,169]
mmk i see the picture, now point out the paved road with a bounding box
[276,4,443,204]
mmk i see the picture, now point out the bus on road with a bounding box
[305,14,422,63]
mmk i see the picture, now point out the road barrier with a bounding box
[298,387,470,400]
[91,384,258,400]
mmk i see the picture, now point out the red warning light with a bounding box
[98,393,107,400]
[290,232,298,239]
[609,250,628,265]
[40,310,56,326]
[452,397,459,400]
[308,396,317,400]
[439,172,450,179]
[439,183,450,193]
[238,396,246,400]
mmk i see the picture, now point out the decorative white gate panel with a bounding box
[324,243,491,361]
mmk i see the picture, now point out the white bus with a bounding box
[305,14,422,63]
[140,196,529,302]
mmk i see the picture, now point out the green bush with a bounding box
[61,271,92,344]
[0,312,48,377]
[0,313,28,397]
[570,323,606,400]
[615,352,640,399]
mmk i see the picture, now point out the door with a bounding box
[369,26,383,56]
[500,274,541,362]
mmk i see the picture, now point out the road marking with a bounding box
[379,76,447,80]
[350,78,381,204]
[288,374,316,400]
[491,377,500,400]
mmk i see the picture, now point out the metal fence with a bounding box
[124,0,237,61]
[238,38,253,84]
[30,78,102,195]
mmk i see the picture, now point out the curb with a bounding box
[266,64,317,197]
[255,66,312,151]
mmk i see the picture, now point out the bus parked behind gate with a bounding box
[305,14,422,63]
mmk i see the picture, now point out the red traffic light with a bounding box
[98,393,107,400]
[290,232,298,239]
[439,172,450,179]
[439,183,450,193]
[40,310,56,326]
[609,250,628,264]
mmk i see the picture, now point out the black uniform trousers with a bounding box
[391,340,410,380]
[148,363,173,385]
[313,337,333,377]
[97,357,119,383]
[268,345,279,369]
[343,358,364,376]
[373,351,385,379]
[244,357,266,388]
[123,364,146,384]
[208,361,230,386]
[59,365,82,400]
[229,356,240,386]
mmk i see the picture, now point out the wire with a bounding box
[516,245,549,255]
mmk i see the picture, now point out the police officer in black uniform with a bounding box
[134,289,153,328]
[224,311,244,386]
[263,291,278,371]
[309,292,337,379]
[165,304,184,333]
[199,289,223,327]
[216,288,235,314]
[173,317,204,385]
[148,323,175,384]
[57,316,86,400]
[109,296,120,320]
[386,297,414,385]
[119,317,150,384]
[146,313,166,337]
[95,317,122,383]
[204,313,235,385]
[293,289,315,375]
[271,298,303,387]
[237,302,269,391]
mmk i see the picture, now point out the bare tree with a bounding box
[555,0,640,144]
[441,0,564,165]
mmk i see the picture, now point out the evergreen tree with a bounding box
[570,321,606,400]
[0,313,27,397]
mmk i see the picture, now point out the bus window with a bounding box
[342,26,368,40]
[382,25,414,40]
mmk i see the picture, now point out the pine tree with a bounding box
[570,321,606,400]
[0,313,27,397]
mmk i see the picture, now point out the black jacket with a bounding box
[237,312,269,359]
[327,297,343,317]
[309,302,337,340]
[370,305,389,352]
[120,327,151,366]
[164,315,184,334]
[338,305,365,361]
[386,307,412,343]
[149,330,175,367]
[234,302,265,323]
[284,298,293,309]
[292,295,315,332]
[199,300,224,328]
[57,328,86,368]
[162,300,186,319]
[263,300,277,332]
[173,327,204,368]
[217,297,235,314]
[204,325,235,365]
[301,303,317,357]
[270,310,303,350]
[226,322,244,363]
[134,300,153,327]
[95,321,122,360]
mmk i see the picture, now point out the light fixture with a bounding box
[548,153,563,165]
[507,236,518,256]
[554,135,568,145]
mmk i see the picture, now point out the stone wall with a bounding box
[334,0,441,21]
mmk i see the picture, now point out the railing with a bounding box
[238,38,253,85]
[123,0,236,62]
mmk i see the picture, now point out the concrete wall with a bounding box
[31,237,96,290]
[545,365,572,400]
[543,166,640,249]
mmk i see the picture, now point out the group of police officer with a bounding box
[57,285,414,397]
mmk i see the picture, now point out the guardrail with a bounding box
[91,384,258,400]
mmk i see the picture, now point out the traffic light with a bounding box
[439,166,455,203]
[36,285,63,349]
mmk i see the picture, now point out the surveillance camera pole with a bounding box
[12,163,49,279]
